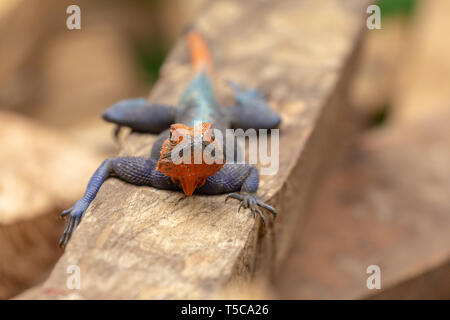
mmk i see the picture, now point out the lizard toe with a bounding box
[227,193,275,227]
[59,201,88,248]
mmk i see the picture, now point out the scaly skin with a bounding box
[59,31,280,247]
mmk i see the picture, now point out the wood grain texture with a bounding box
[18,0,369,299]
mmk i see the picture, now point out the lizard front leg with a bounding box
[197,164,276,225]
[59,157,175,247]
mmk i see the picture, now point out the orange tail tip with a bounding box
[186,30,213,74]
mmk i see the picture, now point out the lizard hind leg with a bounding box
[102,98,176,134]
[228,80,281,130]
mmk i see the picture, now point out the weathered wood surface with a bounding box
[0,111,102,299]
[18,0,369,299]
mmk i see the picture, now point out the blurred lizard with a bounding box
[59,29,280,247]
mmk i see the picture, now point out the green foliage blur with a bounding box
[134,41,168,84]
[378,0,417,17]
[131,0,171,84]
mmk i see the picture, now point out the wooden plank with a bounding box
[18,0,369,299]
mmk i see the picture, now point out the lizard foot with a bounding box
[59,200,88,248]
[225,193,276,226]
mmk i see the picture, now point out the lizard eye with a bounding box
[169,131,178,144]
[170,131,184,145]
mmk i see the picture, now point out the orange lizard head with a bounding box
[157,122,224,196]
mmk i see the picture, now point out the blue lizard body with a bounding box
[59,31,280,247]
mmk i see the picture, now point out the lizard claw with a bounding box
[225,192,243,202]
[226,192,276,226]
[113,125,122,142]
[59,200,88,248]
[61,206,73,217]
[256,199,277,217]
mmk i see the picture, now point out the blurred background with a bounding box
[0,0,449,299]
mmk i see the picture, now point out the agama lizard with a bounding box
[59,30,281,247]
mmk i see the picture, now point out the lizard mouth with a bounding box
[177,176,200,197]
[166,164,217,196]
[158,159,224,196]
